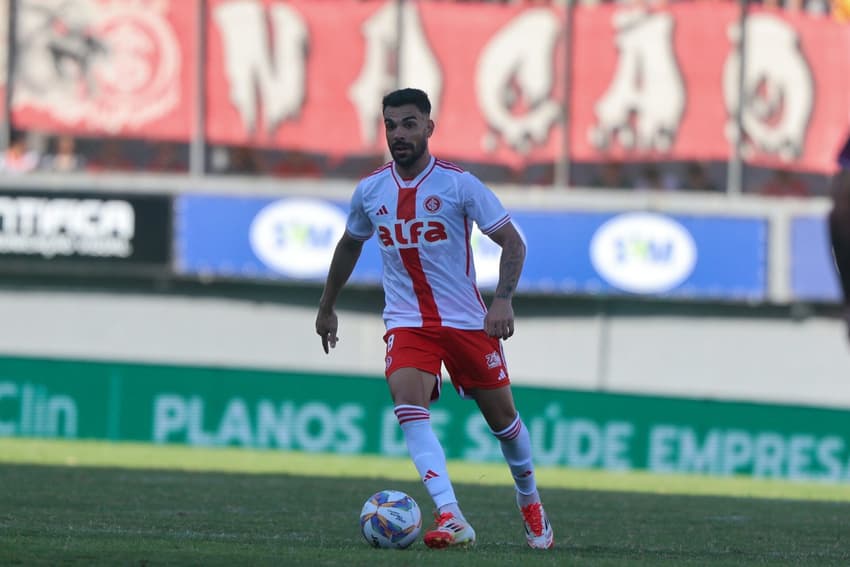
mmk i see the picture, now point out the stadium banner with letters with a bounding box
[790,215,842,302]
[3,355,850,483]
[7,0,848,174]
[0,190,172,275]
[175,194,767,301]
[203,0,850,174]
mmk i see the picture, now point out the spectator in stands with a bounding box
[273,150,323,178]
[829,133,850,341]
[40,134,86,173]
[834,0,850,20]
[589,160,630,190]
[634,163,678,192]
[758,168,809,198]
[86,139,136,173]
[0,132,40,174]
[147,141,187,173]
[680,161,719,192]
[225,145,267,175]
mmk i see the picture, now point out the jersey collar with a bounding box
[392,156,436,188]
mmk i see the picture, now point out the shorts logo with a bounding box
[385,356,393,370]
[387,334,395,351]
[423,195,442,213]
[498,369,507,381]
[485,351,502,369]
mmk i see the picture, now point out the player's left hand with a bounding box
[485,298,515,340]
[315,308,339,354]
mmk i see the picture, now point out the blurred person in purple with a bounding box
[829,133,850,341]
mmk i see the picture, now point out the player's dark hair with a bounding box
[382,88,431,115]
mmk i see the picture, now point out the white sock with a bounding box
[492,413,540,506]
[394,405,462,516]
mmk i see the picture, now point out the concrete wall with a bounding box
[4,289,849,409]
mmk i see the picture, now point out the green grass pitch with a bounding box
[2,438,850,566]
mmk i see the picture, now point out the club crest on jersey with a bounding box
[377,219,448,248]
[423,195,442,214]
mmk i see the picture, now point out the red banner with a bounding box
[11,0,196,140]
[570,3,850,173]
[205,0,850,174]
[10,0,850,174]
[205,0,560,165]
[570,3,735,164]
[206,0,378,153]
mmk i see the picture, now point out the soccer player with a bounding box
[315,88,554,550]
[829,133,850,341]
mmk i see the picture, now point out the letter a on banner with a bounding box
[590,9,685,153]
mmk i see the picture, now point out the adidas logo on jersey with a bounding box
[376,205,389,216]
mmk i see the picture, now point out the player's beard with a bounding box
[391,141,426,168]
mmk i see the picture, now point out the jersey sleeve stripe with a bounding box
[480,214,511,235]
[346,228,372,241]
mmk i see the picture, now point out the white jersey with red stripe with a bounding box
[346,156,510,331]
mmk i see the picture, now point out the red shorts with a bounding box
[383,326,511,400]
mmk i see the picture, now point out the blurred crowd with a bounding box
[0,130,827,198]
[0,131,326,179]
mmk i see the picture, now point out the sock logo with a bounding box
[515,470,533,479]
[423,469,440,482]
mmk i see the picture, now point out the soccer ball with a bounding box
[359,489,422,549]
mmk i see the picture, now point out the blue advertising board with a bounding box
[790,216,841,302]
[175,195,767,301]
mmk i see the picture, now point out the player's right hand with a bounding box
[315,309,339,354]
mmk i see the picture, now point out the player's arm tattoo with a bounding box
[494,235,526,300]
